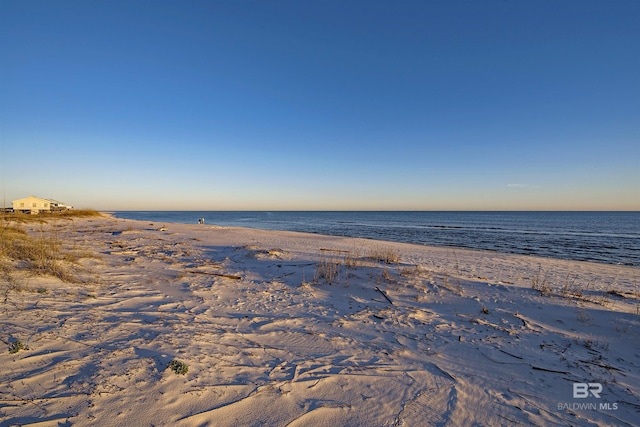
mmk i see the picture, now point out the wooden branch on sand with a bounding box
[530,365,569,374]
[578,359,624,373]
[498,348,524,360]
[375,287,393,305]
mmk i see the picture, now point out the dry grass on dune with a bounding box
[0,222,72,284]
[0,210,101,285]
[0,209,102,224]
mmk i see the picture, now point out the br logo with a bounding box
[573,383,602,398]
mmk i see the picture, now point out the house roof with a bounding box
[12,196,68,205]
[12,195,50,203]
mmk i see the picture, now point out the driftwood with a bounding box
[375,287,393,305]
[498,348,524,360]
[530,365,569,374]
[578,359,625,373]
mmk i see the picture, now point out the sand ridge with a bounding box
[1,216,639,426]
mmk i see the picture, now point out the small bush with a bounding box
[168,359,189,375]
[9,340,25,354]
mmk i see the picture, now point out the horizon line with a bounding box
[102,209,640,213]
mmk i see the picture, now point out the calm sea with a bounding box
[112,211,640,267]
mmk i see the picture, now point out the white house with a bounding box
[12,196,72,214]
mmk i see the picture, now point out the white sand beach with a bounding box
[1,215,639,426]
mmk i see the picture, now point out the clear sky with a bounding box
[1,0,638,211]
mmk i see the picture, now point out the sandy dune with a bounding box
[1,216,639,426]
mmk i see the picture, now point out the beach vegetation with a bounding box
[399,264,423,278]
[1,276,23,304]
[314,251,340,284]
[344,247,365,269]
[531,265,552,296]
[0,212,99,285]
[9,339,25,354]
[168,359,189,375]
[438,270,463,296]
[0,209,102,224]
[560,274,582,299]
[318,247,398,286]
[580,334,608,351]
[367,247,400,264]
[531,269,622,309]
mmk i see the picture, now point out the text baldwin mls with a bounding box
[557,383,618,411]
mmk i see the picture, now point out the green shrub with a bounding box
[168,359,188,375]
[9,340,25,354]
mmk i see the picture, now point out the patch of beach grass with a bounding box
[314,251,341,284]
[344,246,366,269]
[531,265,552,296]
[0,209,102,224]
[367,246,400,264]
[0,216,97,284]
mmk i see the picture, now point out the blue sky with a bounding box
[1,0,638,210]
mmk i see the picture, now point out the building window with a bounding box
[33,203,37,208]
[20,202,24,207]
[44,203,48,207]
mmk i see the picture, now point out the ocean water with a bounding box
[112,211,640,266]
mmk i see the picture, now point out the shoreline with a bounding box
[106,211,640,268]
[2,215,639,425]
[109,212,640,274]
[113,215,640,291]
